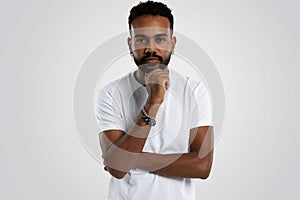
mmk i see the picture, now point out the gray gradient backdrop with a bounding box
[1,0,299,199]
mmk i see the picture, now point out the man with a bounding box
[96,1,214,199]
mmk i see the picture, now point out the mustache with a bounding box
[141,53,163,63]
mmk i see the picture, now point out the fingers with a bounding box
[144,68,169,87]
[144,68,170,103]
[165,79,170,90]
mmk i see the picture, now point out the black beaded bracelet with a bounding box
[141,107,156,126]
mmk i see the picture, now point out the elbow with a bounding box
[103,157,128,179]
[111,172,127,180]
[195,159,213,180]
[106,166,127,179]
[102,154,130,179]
[199,169,211,180]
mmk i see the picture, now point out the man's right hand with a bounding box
[144,68,170,105]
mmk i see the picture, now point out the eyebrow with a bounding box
[155,34,168,37]
[134,33,169,38]
[134,34,146,38]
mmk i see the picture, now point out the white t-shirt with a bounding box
[95,69,212,200]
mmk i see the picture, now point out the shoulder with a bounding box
[96,72,132,97]
[170,69,207,92]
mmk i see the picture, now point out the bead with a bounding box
[141,109,156,126]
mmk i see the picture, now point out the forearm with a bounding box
[103,124,149,175]
[135,151,214,179]
[102,102,161,177]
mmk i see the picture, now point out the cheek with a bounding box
[161,50,172,57]
[133,50,144,60]
[134,49,142,54]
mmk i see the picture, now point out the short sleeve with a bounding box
[190,81,213,128]
[95,86,126,133]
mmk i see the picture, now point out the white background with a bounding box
[1,0,299,199]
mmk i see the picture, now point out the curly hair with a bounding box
[128,1,174,31]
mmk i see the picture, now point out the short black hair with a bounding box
[128,1,174,31]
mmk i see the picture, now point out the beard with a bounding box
[133,52,172,73]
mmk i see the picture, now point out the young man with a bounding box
[96,1,214,199]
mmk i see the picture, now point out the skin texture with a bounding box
[128,15,176,79]
[99,15,214,179]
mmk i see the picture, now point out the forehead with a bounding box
[131,15,171,37]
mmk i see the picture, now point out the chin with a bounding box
[139,63,167,73]
[139,64,167,73]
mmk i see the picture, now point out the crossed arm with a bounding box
[99,122,214,179]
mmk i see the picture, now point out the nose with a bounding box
[144,38,157,54]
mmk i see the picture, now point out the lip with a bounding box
[144,57,161,63]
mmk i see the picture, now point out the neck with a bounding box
[135,70,146,85]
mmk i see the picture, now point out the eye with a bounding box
[135,38,146,44]
[156,37,166,43]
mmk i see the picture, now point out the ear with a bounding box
[171,36,177,54]
[127,37,133,53]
